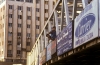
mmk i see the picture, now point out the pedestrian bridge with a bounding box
[27,0,100,65]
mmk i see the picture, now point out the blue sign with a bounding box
[74,0,98,48]
[75,13,95,38]
[57,22,72,56]
[46,43,51,61]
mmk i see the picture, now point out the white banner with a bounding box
[74,0,99,48]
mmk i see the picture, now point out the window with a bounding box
[8,23,12,27]
[9,14,13,18]
[26,42,30,46]
[16,0,24,2]
[36,17,40,21]
[36,25,39,29]
[45,1,48,4]
[36,34,39,38]
[8,41,12,44]
[27,24,30,28]
[17,32,21,36]
[18,15,22,19]
[27,33,30,37]
[17,50,21,54]
[36,0,40,3]
[3,15,4,19]
[1,8,2,12]
[27,7,31,11]
[45,9,48,13]
[3,6,5,10]
[36,8,39,12]
[17,42,20,45]
[9,5,13,9]
[45,18,48,21]
[26,0,33,3]
[8,32,12,36]
[7,50,12,54]
[18,24,21,27]
[27,16,31,20]
[18,6,22,10]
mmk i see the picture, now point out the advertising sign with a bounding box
[51,39,56,55]
[41,49,46,64]
[57,22,72,56]
[74,0,98,48]
[46,43,51,61]
[99,0,100,36]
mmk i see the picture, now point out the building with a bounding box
[0,0,54,64]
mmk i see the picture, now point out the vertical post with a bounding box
[48,21,51,44]
[72,0,78,20]
[82,0,88,8]
[61,0,64,30]
[54,10,59,35]
[40,36,43,52]
[64,0,70,25]
[44,29,48,48]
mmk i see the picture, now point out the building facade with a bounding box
[0,0,54,64]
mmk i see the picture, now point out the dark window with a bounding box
[17,32,21,36]
[45,9,48,13]
[8,32,12,36]
[36,8,39,12]
[27,16,31,20]
[36,25,39,29]
[8,41,12,44]
[27,33,30,37]
[17,50,21,54]
[9,5,13,9]
[9,14,13,18]
[26,42,30,46]
[36,17,40,21]
[7,50,12,54]
[8,23,12,27]
[45,1,48,4]
[18,24,21,27]
[27,7,31,11]
[17,42,20,45]
[18,6,22,10]
[36,0,40,3]
[36,34,39,38]
[25,0,33,3]
[18,15,22,19]
[45,18,48,21]
[16,0,24,2]
[27,24,30,28]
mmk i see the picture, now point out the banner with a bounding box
[41,49,46,64]
[46,43,51,61]
[99,0,100,36]
[51,39,56,55]
[57,22,72,56]
[74,0,98,48]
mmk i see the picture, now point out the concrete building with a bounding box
[0,0,54,64]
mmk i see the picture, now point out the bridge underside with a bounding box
[50,43,100,65]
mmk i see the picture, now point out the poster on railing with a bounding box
[41,49,46,64]
[51,39,56,55]
[74,0,98,48]
[46,43,51,61]
[39,53,42,65]
[57,22,72,56]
